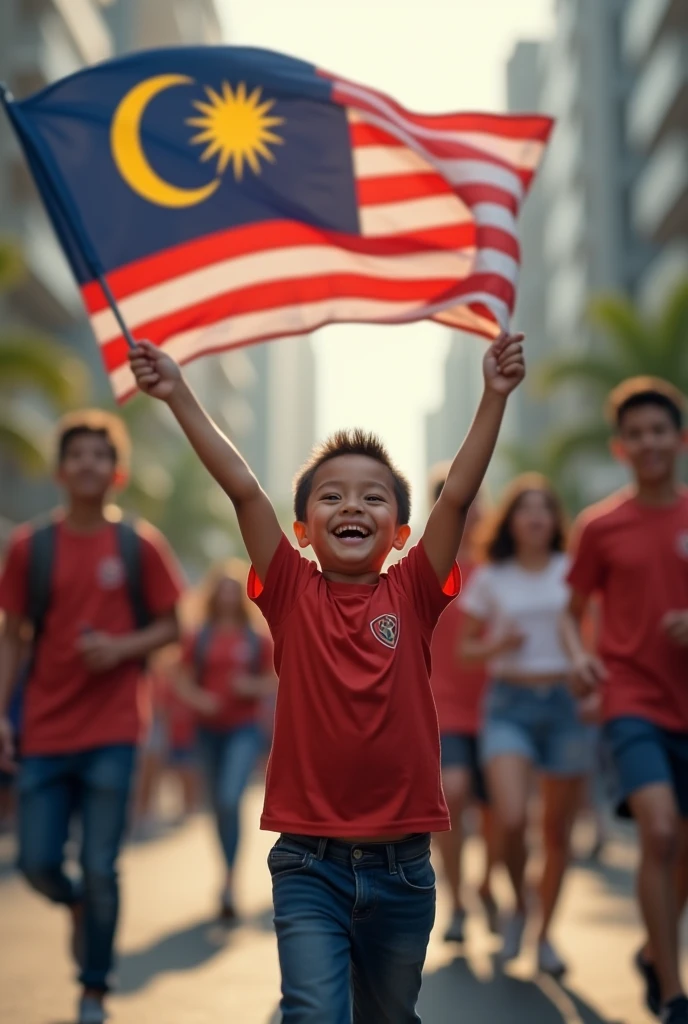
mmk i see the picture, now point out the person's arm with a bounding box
[77,611,179,673]
[0,614,24,771]
[422,331,525,584]
[459,612,525,664]
[173,663,220,716]
[560,591,607,695]
[129,341,282,582]
[232,672,278,698]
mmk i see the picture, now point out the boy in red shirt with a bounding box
[129,330,524,1023]
[0,411,183,1024]
[562,379,688,1024]
[428,480,497,944]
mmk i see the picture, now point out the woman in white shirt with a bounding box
[461,474,592,978]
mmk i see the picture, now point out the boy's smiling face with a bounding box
[294,454,410,579]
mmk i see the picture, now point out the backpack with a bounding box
[192,623,263,683]
[26,518,153,652]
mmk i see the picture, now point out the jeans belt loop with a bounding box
[316,837,328,861]
[386,843,397,874]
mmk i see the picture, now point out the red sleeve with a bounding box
[0,526,32,619]
[138,525,185,617]
[247,533,315,631]
[388,541,461,629]
[567,515,605,597]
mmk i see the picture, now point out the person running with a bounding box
[461,473,592,977]
[428,475,498,944]
[128,329,524,1023]
[561,378,688,1024]
[0,410,184,1024]
[175,561,274,923]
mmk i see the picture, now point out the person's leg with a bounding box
[676,820,688,916]
[351,838,435,1024]
[78,745,136,1000]
[17,754,80,906]
[537,775,585,973]
[213,724,263,916]
[485,753,531,913]
[270,837,352,1024]
[435,734,473,940]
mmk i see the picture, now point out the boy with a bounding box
[129,329,524,1023]
[427,476,498,944]
[561,378,688,1024]
[0,410,184,1024]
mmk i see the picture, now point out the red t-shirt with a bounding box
[180,626,273,732]
[248,535,460,836]
[150,667,197,749]
[430,562,487,736]
[0,518,183,755]
[568,489,688,731]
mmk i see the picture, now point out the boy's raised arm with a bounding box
[129,341,282,581]
[422,331,525,584]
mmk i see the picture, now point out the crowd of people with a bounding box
[0,330,686,1024]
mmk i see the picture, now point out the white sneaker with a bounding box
[537,938,567,978]
[499,912,526,964]
[77,995,107,1024]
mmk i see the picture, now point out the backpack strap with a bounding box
[27,521,58,642]
[115,519,151,630]
[193,624,214,682]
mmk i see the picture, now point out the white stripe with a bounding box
[360,195,472,236]
[348,109,546,171]
[91,244,480,345]
[473,247,519,283]
[105,292,503,399]
[352,144,436,179]
[472,202,518,234]
[349,108,523,200]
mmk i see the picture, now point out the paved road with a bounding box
[1,784,686,1024]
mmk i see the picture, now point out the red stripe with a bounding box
[457,183,519,215]
[82,219,492,312]
[357,172,455,206]
[476,227,520,261]
[98,271,467,372]
[327,75,554,141]
[350,121,405,148]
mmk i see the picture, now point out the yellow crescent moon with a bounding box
[111,74,220,208]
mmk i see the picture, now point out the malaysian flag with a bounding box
[2,47,552,401]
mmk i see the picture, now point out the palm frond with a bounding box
[0,240,26,293]
[0,417,48,474]
[536,354,622,396]
[546,422,611,466]
[587,293,654,364]
[658,278,688,380]
[0,332,90,406]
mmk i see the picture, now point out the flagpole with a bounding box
[96,274,138,351]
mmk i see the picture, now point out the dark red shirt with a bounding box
[568,490,688,731]
[0,519,183,755]
[248,535,460,836]
[430,562,487,735]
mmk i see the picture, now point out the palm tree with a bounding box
[497,438,586,515]
[0,239,90,471]
[537,279,688,463]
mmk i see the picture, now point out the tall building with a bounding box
[266,335,317,517]
[623,0,688,313]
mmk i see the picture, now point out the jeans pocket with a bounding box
[267,844,312,879]
[396,852,436,892]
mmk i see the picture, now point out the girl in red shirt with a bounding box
[176,561,275,921]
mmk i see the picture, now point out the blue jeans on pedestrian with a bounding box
[17,744,136,992]
[197,723,263,869]
[268,832,436,1024]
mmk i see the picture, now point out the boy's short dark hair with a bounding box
[293,429,411,525]
[607,377,685,431]
[55,409,131,470]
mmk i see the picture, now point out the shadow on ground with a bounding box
[117,918,231,994]
[265,954,621,1024]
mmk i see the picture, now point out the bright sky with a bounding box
[218,0,554,522]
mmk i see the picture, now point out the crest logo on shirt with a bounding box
[97,556,125,590]
[370,613,399,650]
[677,532,688,559]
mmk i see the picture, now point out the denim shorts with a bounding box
[440,732,488,804]
[604,716,688,819]
[481,679,594,777]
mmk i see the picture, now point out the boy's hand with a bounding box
[662,610,688,646]
[483,330,525,396]
[77,632,125,673]
[570,650,607,697]
[129,340,182,401]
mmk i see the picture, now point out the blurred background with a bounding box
[0,0,686,572]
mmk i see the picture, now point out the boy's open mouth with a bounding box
[333,524,371,541]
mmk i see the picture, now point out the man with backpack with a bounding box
[0,410,183,1024]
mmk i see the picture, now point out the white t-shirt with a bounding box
[459,553,572,678]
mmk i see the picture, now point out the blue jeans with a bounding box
[269,832,435,1023]
[197,723,262,869]
[17,744,136,991]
